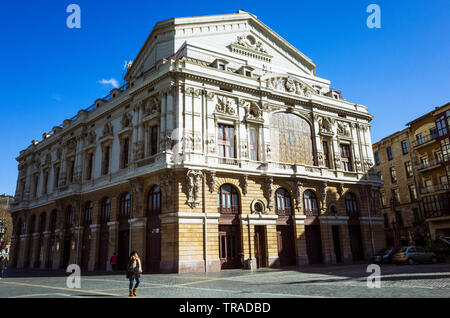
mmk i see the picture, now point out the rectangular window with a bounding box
[386,146,393,161]
[381,192,386,207]
[390,167,397,183]
[54,166,60,188]
[122,137,130,169]
[440,175,448,185]
[68,159,75,183]
[43,170,49,195]
[102,145,110,175]
[33,174,39,198]
[340,144,352,171]
[436,115,448,137]
[404,161,413,178]
[323,141,331,168]
[218,124,235,158]
[375,152,380,165]
[409,184,417,201]
[150,125,158,156]
[416,134,424,145]
[395,211,404,227]
[86,153,94,180]
[401,140,408,154]
[249,128,258,161]
[441,139,450,161]
[218,64,225,71]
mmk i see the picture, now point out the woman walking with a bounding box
[127,251,142,297]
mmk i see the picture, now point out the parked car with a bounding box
[392,246,438,265]
[371,247,397,264]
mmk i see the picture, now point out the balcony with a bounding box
[415,157,443,171]
[420,183,449,195]
[424,204,450,219]
[412,133,438,148]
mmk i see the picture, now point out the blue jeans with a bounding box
[129,277,141,290]
[1,269,4,278]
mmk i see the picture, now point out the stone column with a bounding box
[266,224,279,267]
[41,231,51,269]
[30,233,41,268]
[129,217,146,259]
[52,229,65,269]
[318,219,335,264]
[340,224,353,263]
[88,224,100,271]
[294,215,308,265]
[106,221,118,272]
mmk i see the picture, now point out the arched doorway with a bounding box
[25,215,35,268]
[62,206,73,269]
[117,193,131,270]
[218,184,242,269]
[46,210,57,269]
[146,186,161,272]
[304,190,323,264]
[98,198,110,271]
[81,202,92,270]
[36,212,46,268]
[275,188,296,266]
[346,192,364,261]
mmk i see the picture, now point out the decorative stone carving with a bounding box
[186,170,202,209]
[354,159,362,172]
[244,102,263,122]
[294,180,303,211]
[265,144,271,161]
[337,183,344,198]
[240,142,248,158]
[103,122,114,137]
[121,112,133,128]
[160,133,173,151]
[144,97,161,116]
[337,121,351,137]
[262,176,274,210]
[206,171,215,193]
[44,153,51,166]
[66,139,77,155]
[133,141,144,160]
[232,34,268,54]
[266,76,313,97]
[334,153,342,169]
[317,116,333,135]
[130,179,143,216]
[158,172,172,206]
[215,97,235,116]
[319,182,327,211]
[87,131,96,144]
[250,199,266,214]
[240,175,248,196]
[206,135,216,154]
[316,151,324,166]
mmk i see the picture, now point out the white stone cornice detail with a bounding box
[294,214,307,220]
[89,224,101,229]
[159,212,221,224]
[240,213,278,225]
[31,232,41,238]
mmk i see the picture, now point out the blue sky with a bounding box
[0,0,449,195]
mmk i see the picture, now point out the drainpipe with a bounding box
[202,174,207,273]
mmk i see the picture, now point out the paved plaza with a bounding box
[0,262,449,298]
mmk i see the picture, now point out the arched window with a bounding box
[84,201,93,225]
[148,186,161,216]
[100,198,111,224]
[275,188,292,215]
[345,192,359,218]
[28,215,36,234]
[217,184,239,214]
[120,193,131,217]
[39,212,46,233]
[303,190,318,215]
[65,206,73,228]
[49,210,57,231]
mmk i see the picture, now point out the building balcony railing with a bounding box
[415,157,443,171]
[420,183,449,195]
[424,205,450,219]
[412,133,438,148]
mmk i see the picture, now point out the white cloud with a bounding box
[98,78,119,88]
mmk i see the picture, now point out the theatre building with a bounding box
[10,10,384,273]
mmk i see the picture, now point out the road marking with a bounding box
[9,293,84,298]
[0,281,127,298]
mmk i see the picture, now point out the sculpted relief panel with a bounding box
[270,113,314,165]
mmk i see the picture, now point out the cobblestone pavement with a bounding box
[0,263,449,298]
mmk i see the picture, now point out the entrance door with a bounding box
[98,226,109,270]
[332,225,342,263]
[118,230,130,270]
[305,224,323,264]
[348,225,364,261]
[80,229,91,270]
[254,226,267,268]
[219,225,241,269]
[277,225,295,266]
[146,218,161,272]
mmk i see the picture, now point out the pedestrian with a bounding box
[110,252,117,271]
[126,251,142,297]
[0,256,7,279]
